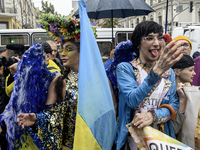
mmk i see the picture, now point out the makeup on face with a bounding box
[60,43,76,58]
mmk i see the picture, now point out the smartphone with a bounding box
[163,33,173,45]
[163,33,178,57]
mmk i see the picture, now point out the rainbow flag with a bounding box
[127,124,193,150]
[73,0,117,150]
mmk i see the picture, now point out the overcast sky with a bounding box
[32,0,74,16]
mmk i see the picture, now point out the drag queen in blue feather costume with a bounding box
[0,42,56,149]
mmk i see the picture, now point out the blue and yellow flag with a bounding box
[73,0,117,150]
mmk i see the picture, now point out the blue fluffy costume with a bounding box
[0,43,56,149]
[105,40,138,100]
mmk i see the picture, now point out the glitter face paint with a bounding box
[59,42,75,58]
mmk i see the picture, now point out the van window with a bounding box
[115,31,133,44]
[190,29,199,42]
[1,34,29,46]
[32,32,55,45]
[128,33,132,40]
[97,41,112,56]
[97,40,112,63]
[117,32,127,43]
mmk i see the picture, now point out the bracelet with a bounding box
[148,110,158,123]
[178,110,185,115]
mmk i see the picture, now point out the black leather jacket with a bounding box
[0,74,9,114]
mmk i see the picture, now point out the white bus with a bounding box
[0,28,134,61]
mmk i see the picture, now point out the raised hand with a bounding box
[176,82,187,113]
[177,82,186,99]
[17,113,37,129]
[153,41,184,76]
[8,62,18,75]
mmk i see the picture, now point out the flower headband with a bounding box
[38,14,97,44]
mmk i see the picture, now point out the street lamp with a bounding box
[189,1,193,13]
[165,0,169,34]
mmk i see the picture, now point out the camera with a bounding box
[0,56,18,67]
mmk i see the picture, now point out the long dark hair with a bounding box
[54,75,65,102]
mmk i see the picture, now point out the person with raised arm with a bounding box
[115,21,184,150]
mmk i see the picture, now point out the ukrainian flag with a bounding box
[73,0,117,150]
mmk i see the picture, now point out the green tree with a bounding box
[100,18,121,28]
[40,0,57,14]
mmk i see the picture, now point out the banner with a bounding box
[179,86,200,149]
[126,124,193,150]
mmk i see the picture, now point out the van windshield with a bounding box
[1,34,29,46]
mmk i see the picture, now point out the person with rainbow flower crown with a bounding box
[15,14,97,149]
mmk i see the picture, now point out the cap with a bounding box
[172,54,195,69]
[192,51,200,59]
[173,36,192,49]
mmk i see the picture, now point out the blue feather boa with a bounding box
[0,42,56,149]
[105,40,138,101]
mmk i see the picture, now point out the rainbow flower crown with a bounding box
[38,13,97,43]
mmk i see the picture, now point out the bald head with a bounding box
[46,40,57,60]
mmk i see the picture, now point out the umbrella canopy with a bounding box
[74,0,154,46]
[74,0,154,19]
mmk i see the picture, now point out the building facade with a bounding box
[118,0,200,34]
[0,0,38,29]
[70,0,200,34]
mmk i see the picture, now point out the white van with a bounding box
[0,28,134,62]
[172,26,200,56]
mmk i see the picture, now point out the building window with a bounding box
[0,0,5,12]
[150,0,153,6]
[0,22,8,29]
[158,16,162,25]
[143,16,146,21]
[150,15,153,21]
[136,18,139,25]
[199,11,200,22]
[131,23,134,28]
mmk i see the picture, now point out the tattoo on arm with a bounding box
[157,58,167,69]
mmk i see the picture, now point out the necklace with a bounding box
[137,58,153,70]
[68,69,79,83]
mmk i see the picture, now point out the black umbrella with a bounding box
[74,0,154,46]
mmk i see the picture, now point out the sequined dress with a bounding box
[32,70,78,150]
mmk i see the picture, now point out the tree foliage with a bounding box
[40,0,57,14]
[100,18,121,28]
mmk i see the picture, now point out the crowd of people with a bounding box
[0,13,200,150]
